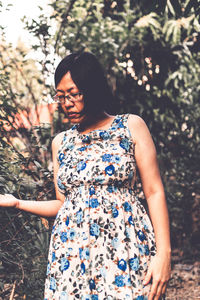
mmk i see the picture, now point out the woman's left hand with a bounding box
[143,252,171,300]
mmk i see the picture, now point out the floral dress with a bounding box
[44,114,156,300]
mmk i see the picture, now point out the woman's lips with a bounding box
[67,112,79,118]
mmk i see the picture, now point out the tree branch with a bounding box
[54,0,77,54]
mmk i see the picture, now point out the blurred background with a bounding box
[0,0,200,299]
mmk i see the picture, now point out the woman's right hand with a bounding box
[0,194,19,208]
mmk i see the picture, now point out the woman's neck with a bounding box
[77,111,113,133]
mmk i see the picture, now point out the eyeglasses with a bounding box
[53,92,82,104]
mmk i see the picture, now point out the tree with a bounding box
[0,5,55,299]
[27,0,199,251]
[0,0,200,298]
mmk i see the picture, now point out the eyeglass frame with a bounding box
[52,92,83,104]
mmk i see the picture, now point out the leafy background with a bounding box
[0,0,200,298]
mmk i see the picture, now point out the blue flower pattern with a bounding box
[45,114,156,299]
[89,198,99,208]
[90,223,100,237]
[105,164,115,176]
[60,257,70,272]
[129,257,140,271]
[79,247,90,260]
[118,259,127,271]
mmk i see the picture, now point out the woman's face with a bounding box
[56,72,85,124]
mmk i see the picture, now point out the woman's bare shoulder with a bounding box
[127,114,151,143]
[128,114,146,127]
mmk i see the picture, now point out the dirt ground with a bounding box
[165,261,200,299]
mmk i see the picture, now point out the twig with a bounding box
[4,221,28,247]
[54,0,77,54]
[0,211,22,237]
[9,280,16,300]
[3,256,25,284]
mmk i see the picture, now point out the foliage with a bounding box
[0,47,55,298]
[0,134,52,299]
[0,0,200,298]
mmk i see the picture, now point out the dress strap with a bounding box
[120,113,132,138]
[121,113,130,122]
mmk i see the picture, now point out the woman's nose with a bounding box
[64,97,74,107]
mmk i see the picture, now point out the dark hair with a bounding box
[54,51,114,115]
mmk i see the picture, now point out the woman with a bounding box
[0,51,171,300]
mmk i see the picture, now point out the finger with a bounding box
[161,282,167,296]
[0,194,11,199]
[0,199,9,206]
[0,195,16,206]
[0,195,6,202]
[148,280,159,300]
[0,194,14,200]
[143,269,152,285]
[154,281,164,300]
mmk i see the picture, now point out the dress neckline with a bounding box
[74,114,120,137]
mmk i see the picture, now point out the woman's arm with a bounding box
[128,114,171,300]
[0,132,65,218]
[0,195,63,217]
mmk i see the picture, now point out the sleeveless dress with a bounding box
[44,114,156,300]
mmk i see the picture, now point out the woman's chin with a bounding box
[67,113,85,123]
